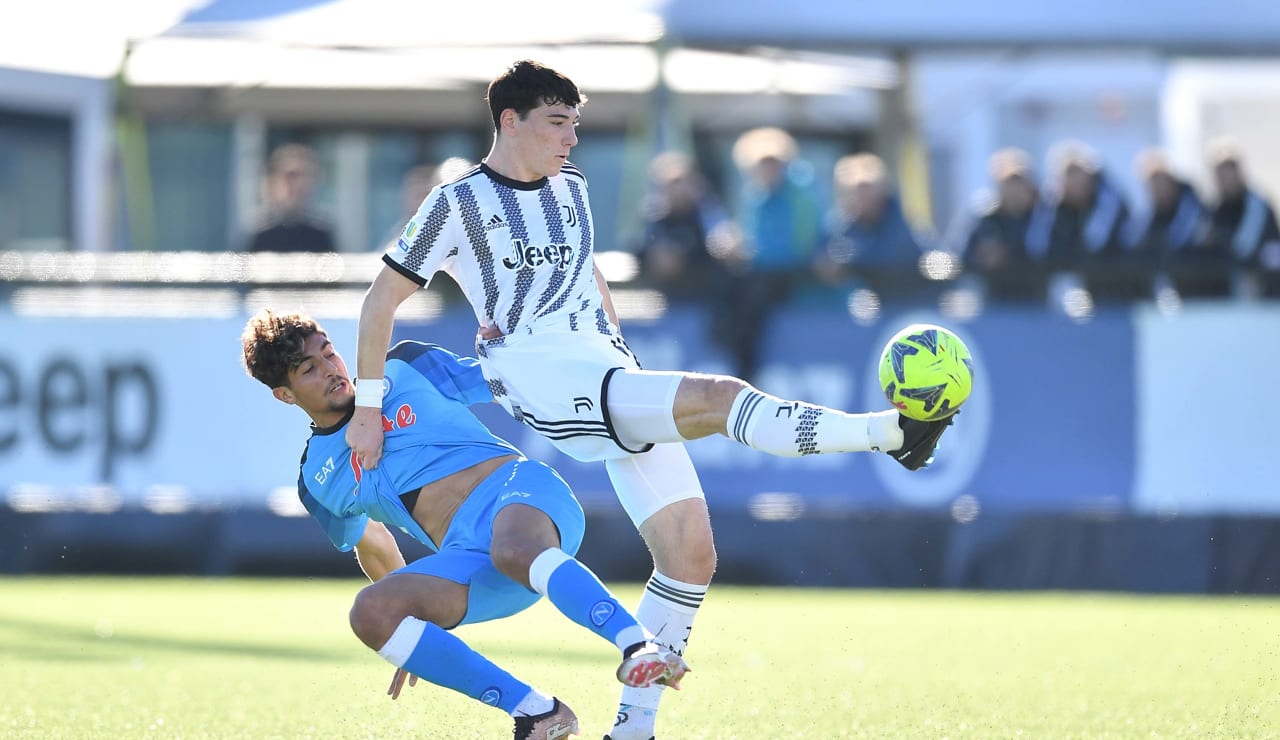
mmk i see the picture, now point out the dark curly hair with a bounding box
[241,308,324,389]
[486,60,585,132]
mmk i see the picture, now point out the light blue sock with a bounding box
[377,616,532,714]
[529,548,647,653]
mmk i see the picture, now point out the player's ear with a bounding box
[500,108,520,134]
[272,386,297,406]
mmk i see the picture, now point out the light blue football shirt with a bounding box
[296,341,518,552]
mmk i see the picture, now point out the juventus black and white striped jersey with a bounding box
[383,162,606,336]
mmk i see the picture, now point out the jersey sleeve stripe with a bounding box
[399,191,452,273]
[455,181,503,323]
[383,254,427,286]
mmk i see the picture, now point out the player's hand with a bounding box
[477,322,505,341]
[346,406,385,470]
[387,668,418,700]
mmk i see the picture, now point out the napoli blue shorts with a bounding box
[394,457,585,626]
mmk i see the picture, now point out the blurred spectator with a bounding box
[818,153,927,300]
[961,148,1049,302]
[382,161,446,249]
[1130,149,1212,297]
[635,151,737,302]
[1028,141,1139,301]
[716,127,821,382]
[246,143,336,253]
[1204,138,1280,298]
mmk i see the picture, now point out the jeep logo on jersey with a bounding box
[501,238,574,271]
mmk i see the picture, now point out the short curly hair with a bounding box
[241,308,323,389]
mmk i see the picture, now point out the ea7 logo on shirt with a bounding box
[315,456,338,485]
[501,238,574,271]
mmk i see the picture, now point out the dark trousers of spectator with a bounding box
[710,270,794,385]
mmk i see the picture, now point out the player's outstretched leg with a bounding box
[607,369,954,469]
[349,578,577,738]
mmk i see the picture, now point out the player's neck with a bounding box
[308,402,355,434]
[482,144,544,185]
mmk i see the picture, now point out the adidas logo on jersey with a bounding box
[484,214,506,232]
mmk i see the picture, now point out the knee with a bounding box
[489,539,540,588]
[349,584,408,650]
[645,507,717,584]
[661,531,716,584]
[682,525,718,582]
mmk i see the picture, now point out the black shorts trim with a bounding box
[600,366,655,456]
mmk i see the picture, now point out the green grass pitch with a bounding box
[1,577,1276,738]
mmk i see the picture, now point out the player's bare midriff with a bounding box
[407,453,520,548]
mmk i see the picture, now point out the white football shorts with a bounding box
[476,326,649,463]
[475,327,705,526]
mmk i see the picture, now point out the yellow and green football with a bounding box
[878,323,973,421]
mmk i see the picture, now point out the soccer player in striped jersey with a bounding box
[348,60,953,739]
[242,309,688,740]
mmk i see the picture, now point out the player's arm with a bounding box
[347,265,420,470]
[593,259,620,329]
[352,519,406,582]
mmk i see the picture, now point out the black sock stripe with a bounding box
[646,583,703,610]
[732,394,749,443]
[647,577,707,599]
[647,579,706,604]
[732,392,764,445]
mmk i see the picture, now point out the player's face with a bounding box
[279,332,354,426]
[513,102,580,178]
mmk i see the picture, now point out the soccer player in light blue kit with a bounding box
[241,308,688,740]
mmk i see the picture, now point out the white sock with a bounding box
[610,706,658,740]
[726,388,903,456]
[613,572,707,738]
[511,689,555,718]
[376,616,426,667]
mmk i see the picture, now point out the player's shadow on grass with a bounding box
[0,615,612,666]
[0,615,355,663]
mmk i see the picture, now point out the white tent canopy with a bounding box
[166,0,667,48]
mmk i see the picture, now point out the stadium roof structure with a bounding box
[103,0,1280,94]
[660,0,1280,53]
[165,0,667,48]
[165,0,1280,54]
[7,0,1280,83]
